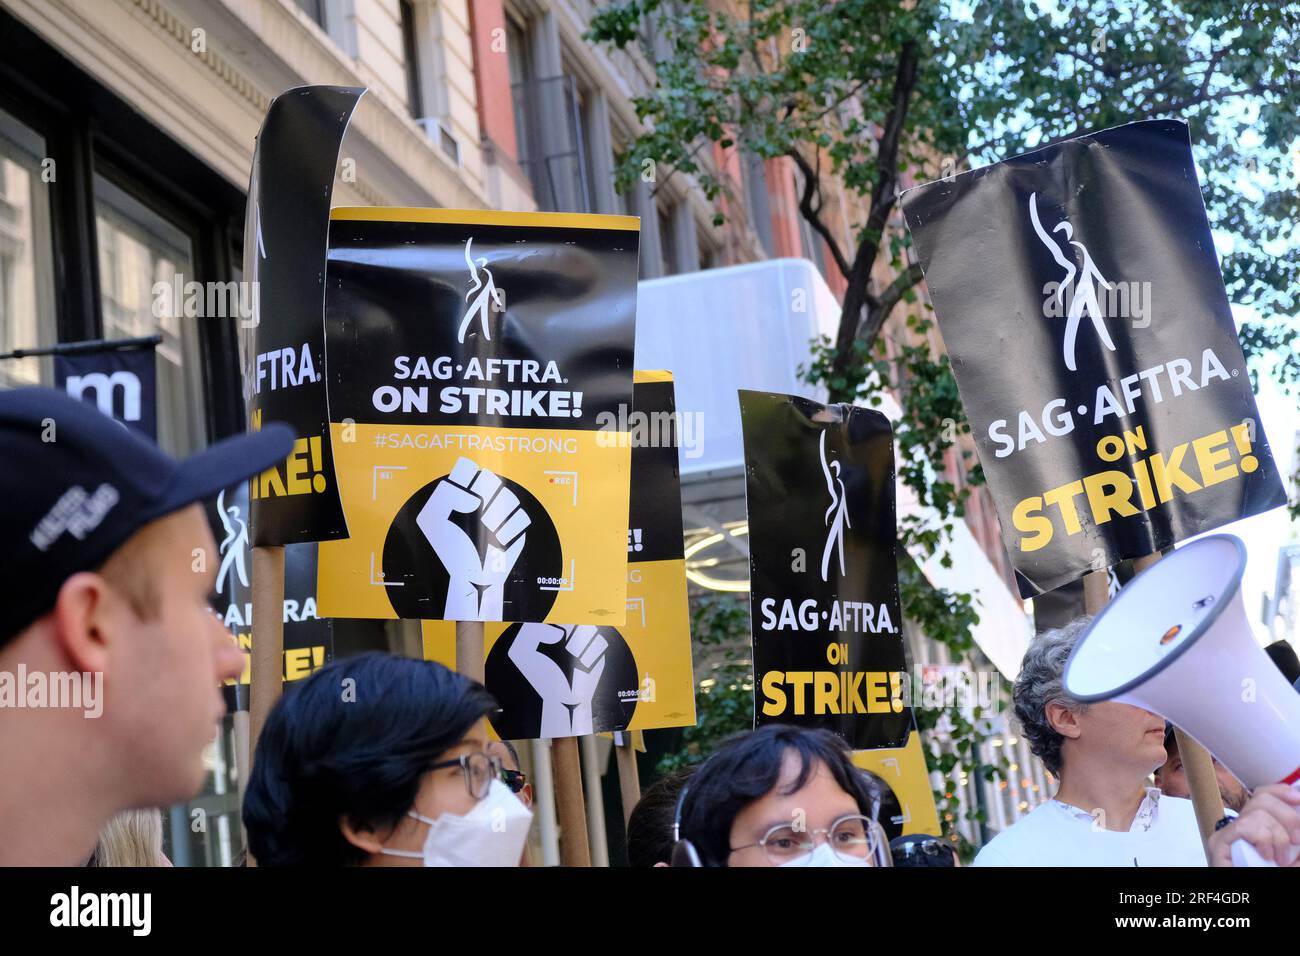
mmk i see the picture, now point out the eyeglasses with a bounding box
[730,813,879,866]
[429,752,502,800]
[500,768,528,795]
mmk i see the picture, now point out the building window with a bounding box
[291,0,358,57]
[0,106,56,387]
[401,2,461,166]
[93,174,206,457]
[504,12,593,212]
[292,0,326,29]
[400,0,423,120]
[506,15,531,169]
[512,73,590,213]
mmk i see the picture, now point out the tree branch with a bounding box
[827,40,919,395]
[787,148,851,279]
[809,78,871,122]
[646,136,715,200]
[858,261,924,345]
[1195,48,1227,101]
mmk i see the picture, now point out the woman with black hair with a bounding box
[243,652,532,867]
[673,724,889,867]
[626,764,697,867]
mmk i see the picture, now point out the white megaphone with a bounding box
[1064,535,1300,867]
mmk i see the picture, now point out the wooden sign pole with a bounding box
[551,736,592,866]
[248,545,285,758]
[246,544,285,867]
[1084,553,1223,851]
[615,736,642,827]
[455,620,485,683]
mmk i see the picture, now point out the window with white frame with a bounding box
[0,106,56,387]
[290,0,358,56]
[404,0,462,167]
[93,174,206,456]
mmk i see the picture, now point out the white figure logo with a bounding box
[819,431,850,582]
[416,457,530,620]
[1029,192,1117,371]
[255,199,267,261]
[458,237,504,343]
[215,489,250,597]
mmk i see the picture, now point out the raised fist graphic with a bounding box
[416,457,530,620]
[507,624,607,737]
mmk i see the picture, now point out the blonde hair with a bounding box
[89,808,165,867]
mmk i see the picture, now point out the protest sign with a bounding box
[317,208,640,625]
[901,120,1286,595]
[853,734,942,840]
[422,372,695,739]
[207,484,333,710]
[740,390,912,751]
[241,85,363,545]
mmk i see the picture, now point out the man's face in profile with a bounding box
[103,505,247,805]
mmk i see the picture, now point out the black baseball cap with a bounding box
[0,387,295,645]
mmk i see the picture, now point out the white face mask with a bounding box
[779,842,873,868]
[380,780,533,867]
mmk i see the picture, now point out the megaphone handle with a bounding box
[1229,781,1300,868]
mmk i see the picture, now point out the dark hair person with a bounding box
[243,653,532,866]
[674,724,887,867]
[1264,641,1300,688]
[626,765,697,867]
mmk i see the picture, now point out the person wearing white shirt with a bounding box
[974,617,1300,867]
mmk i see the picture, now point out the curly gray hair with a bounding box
[1013,617,1092,776]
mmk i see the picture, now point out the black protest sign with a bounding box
[207,484,333,711]
[901,120,1286,596]
[317,208,640,626]
[740,390,911,750]
[625,373,686,564]
[55,344,157,439]
[241,85,363,546]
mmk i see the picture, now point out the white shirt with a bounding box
[972,788,1208,867]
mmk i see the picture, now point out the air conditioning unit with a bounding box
[416,117,462,168]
